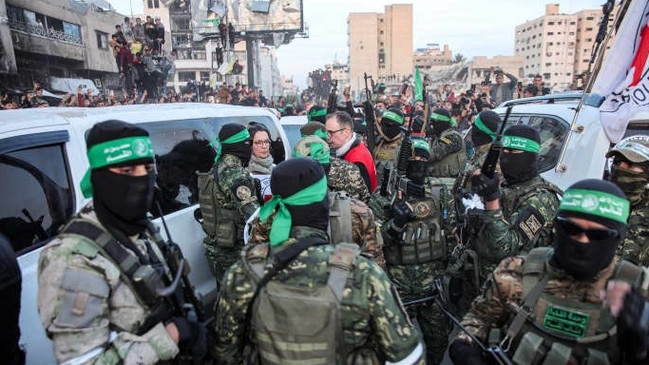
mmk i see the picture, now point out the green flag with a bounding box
[414,67,423,101]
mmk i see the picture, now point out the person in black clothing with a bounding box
[228,23,236,49]
[0,234,24,365]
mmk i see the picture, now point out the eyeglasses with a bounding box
[326,128,347,137]
[253,140,271,146]
[554,217,619,241]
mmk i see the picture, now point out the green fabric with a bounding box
[560,188,630,224]
[430,112,452,123]
[293,141,330,165]
[211,128,250,162]
[474,114,497,139]
[502,135,541,153]
[259,176,328,246]
[414,67,423,102]
[81,136,153,198]
[382,110,405,125]
[411,138,430,155]
[308,108,327,121]
[303,129,329,141]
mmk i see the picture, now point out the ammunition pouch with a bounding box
[214,207,238,248]
[385,220,446,265]
[132,264,167,306]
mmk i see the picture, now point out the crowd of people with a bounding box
[4,64,649,365]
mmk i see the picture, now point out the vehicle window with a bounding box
[525,116,569,172]
[0,140,74,254]
[282,124,302,152]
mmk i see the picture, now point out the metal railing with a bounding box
[8,19,82,45]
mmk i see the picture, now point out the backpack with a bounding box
[244,239,361,365]
[328,191,353,244]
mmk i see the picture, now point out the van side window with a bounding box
[527,116,569,172]
[0,134,74,253]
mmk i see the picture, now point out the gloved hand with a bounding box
[449,339,487,365]
[471,172,500,202]
[617,288,649,361]
[172,317,209,360]
[391,199,415,228]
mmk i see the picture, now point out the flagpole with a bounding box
[554,0,630,173]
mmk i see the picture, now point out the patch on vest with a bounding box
[235,184,253,201]
[413,201,431,218]
[543,305,590,338]
[375,149,394,161]
[440,136,452,145]
[515,206,545,244]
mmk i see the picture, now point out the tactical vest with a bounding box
[328,191,353,244]
[504,247,647,365]
[429,130,467,178]
[384,177,452,266]
[500,178,563,220]
[373,138,400,188]
[197,164,244,247]
[244,242,361,365]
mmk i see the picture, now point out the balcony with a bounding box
[9,19,81,45]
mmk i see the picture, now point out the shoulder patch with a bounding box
[440,136,452,145]
[412,200,432,218]
[235,184,253,201]
[514,206,546,246]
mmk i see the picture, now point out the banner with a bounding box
[592,0,649,143]
[414,67,423,102]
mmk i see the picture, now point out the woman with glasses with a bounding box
[247,124,275,202]
[450,179,649,365]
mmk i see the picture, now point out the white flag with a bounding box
[592,0,649,143]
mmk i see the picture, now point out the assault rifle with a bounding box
[326,79,338,114]
[149,202,206,323]
[380,129,421,202]
[480,105,512,179]
[363,73,377,152]
[404,279,514,365]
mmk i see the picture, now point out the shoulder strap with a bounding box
[61,219,140,278]
[327,243,360,301]
[614,259,648,289]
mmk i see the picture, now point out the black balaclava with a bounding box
[406,137,431,188]
[606,136,649,206]
[380,108,405,141]
[610,161,649,205]
[472,110,500,147]
[219,123,252,166]
[550,179,630,281]
[271,158,329,233]
[430,108,453,137]
[500,125,540,185]
[86,120,155,236]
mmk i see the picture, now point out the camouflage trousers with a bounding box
[386,263,450,364]
[203,238,244,285]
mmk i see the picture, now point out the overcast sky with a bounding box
[110,0,606,88]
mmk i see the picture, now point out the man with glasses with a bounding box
[325,111,378,193]
[450,178,649,365]
[607,135,649,266]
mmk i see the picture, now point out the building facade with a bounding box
[348,3,413,95]
[414,43,453,71]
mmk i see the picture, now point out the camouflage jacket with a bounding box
[328,157,370,203]
[428,129,466,178]
[458,254,635,357]
[617,196,649,266]
[473,176,561,283]
[373,137,402,189]
[38,203,179,364]
[248,194,386,269]
[212,227,424,365]
[214,154,259,218]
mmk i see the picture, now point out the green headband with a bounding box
[411,138,430,155]
[259,176,328,246]
[559,188,630,224]
[293,142,330,165]
[80,136,154,198]
[382,110,405,125]
[210,128,250,162]
[430,112,452,123]
[308,108,327,121]
[474,114,497,139]
[502,135,540,153]
[302,129,329,141]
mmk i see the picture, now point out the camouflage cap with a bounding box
[293,135,330,165]
[606,135,649,163]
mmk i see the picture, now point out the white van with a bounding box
[0,103,290,365]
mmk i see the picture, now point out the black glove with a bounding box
[172,317,208,360]
[449,339,487,365]
[618,288,649,361]
[391,199,415,228]
[471,172,500,201]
